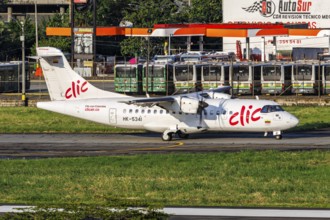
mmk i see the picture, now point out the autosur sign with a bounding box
[223,0,330,28]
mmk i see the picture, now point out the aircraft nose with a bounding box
[290,115,299,128]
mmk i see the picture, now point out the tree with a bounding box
[0,18,35,61]
[0,11,71,60]
[96,0,131,26]
[123,0,182,27]
[120,0,184,57]
[187,0,222,23]
[72,0,131,27]
[35,12,71,54]
[120,37,144,57]
[119,0,224,56]
[0,0,224,60]
[185,0,223,51]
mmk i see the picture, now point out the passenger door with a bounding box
[109,108,117,124]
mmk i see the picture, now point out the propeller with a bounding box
[196,94,209,128]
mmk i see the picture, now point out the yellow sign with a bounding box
[84,61,93,67]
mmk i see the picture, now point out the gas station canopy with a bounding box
[47,23,325,38]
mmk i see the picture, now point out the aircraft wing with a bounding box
[208,86,231,93]
[119,86,232,112]
[119,95,207,115]
[119,96,175,108]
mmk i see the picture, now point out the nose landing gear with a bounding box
[264,131,283,140]
[275,134,282,140]
[273,131,282,140]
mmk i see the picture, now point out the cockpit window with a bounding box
[261,105,284,113]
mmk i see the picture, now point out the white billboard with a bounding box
[222,0,330,60]
[223,0,330,28]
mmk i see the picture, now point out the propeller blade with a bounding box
[199,100,209,109]
[197,100,208,128]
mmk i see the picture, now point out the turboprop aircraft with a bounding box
[36,47,299,141]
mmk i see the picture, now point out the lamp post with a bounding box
[20,20,26,105]
[318,57,321,98]
[146,28,152,96]
[10,17,26,105]
[230,56,233,96]
[169,34,173,55]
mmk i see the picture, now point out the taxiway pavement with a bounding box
[0,130,329,158]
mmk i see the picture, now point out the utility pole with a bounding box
[169,34,173,55]
[35,0,38,48]
[8,17,26,105]
[70,0,75,66]
[230,57,233,96]
[93,0,96,76]
[146,28,152,96]
[20,20,26,106]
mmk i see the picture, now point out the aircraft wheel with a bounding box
[177,132,189,139]
[162,132,173,141]
[275,135,282,140]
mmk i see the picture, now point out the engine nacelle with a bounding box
[179,96,199,114]
[207,92,231,99]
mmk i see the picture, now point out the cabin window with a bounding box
[123,109,127,114]
[141,109,145,114]
[154,110,157,114]
[129,109,133,114]
[160,110,164,114]
[147,109,151,114]
[135,109,139,113]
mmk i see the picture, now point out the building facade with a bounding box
[0,0,70,22]
[222,0,330,60]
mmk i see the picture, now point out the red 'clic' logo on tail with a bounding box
[65,80,88,99]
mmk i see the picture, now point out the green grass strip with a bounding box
[0,107,142,133]
[0,151,329,208]
[286,106,330,131]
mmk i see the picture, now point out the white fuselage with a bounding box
[37,98,298,134]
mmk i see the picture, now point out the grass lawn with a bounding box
[0,106,329,210]
[0,151,329,208]
[287,106,330,131]
[0,107,141,133]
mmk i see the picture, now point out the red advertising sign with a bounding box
[74,0,87,3]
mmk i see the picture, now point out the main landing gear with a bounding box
[162,132,173,141]
[162,130,190,141]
